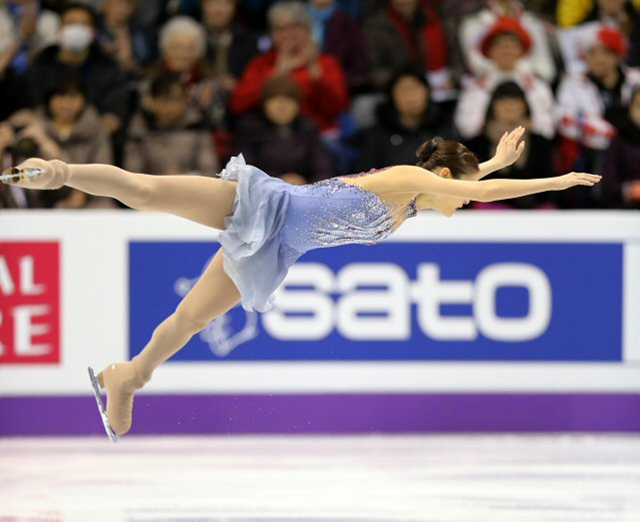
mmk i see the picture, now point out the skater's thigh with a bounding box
[174,248,241,329]
[145,175,237,230]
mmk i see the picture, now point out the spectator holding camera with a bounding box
[2,78,115,208]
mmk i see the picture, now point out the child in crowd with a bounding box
[602,87,640,208]
[124,74,219,176]
[234,74,334,184]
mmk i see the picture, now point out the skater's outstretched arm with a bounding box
[383,166,602,202]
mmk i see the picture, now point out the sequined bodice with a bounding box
[281,175,417,254]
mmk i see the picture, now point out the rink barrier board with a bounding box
[1,211,639,434]
[1,393,640,435]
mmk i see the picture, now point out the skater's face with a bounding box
[487,33,525,71]
[264,95,300,125]
[629,92,640,127]
[430,167,474,217]
[202,0,236,30]
[585,45,619,78]
[50,91,86,124]
[392,75,429,118]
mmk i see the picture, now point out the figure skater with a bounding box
[2,126,601,441]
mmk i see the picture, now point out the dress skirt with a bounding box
[217,155,301,313]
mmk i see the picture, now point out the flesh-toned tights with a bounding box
[66,164,241,380]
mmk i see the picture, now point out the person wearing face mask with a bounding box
[25,2,129,137]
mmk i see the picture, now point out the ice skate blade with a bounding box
[88,366,119,443]
[1,167,46,184]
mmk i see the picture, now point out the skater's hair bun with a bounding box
[416,138,479,179]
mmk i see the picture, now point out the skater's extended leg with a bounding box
[99,249,240,436]
[10,159,236,229]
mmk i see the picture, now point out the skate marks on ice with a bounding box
[1,435,639,522]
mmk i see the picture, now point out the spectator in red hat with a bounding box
[459,0,556,82]
[454,16,555,140]
[556,24,640,155]
[555,24,640,205]
[557,0,640,66]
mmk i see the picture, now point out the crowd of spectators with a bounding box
[1,0,639,210]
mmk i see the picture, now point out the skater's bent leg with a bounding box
[100,248,240,435]
[65,164,237,229]
[132,248,241,380]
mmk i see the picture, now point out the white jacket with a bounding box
[454,70,556,139]
[556,68,640,150]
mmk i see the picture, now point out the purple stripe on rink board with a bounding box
[1,394,639,436]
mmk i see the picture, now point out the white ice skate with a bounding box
[88,366,119,443]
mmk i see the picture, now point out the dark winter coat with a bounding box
[234,112,334,182]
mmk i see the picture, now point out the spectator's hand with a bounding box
[0,123,16,152]
[8,109,39,128]
[281,172,307,185]
[18,124,62,159]
[194,80,216,109]
[276,40,317,74]
[623,180,640,204]
[100,113,122,134]
[18,5,39,40]
[219,74,237,91]
[553,172,602,191]
[493,126,526,169]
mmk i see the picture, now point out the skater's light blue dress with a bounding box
[218,155,417,312]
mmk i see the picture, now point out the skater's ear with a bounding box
[435,167,453,180]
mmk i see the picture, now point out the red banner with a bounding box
[0,242,60,364]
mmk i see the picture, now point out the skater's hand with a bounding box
[553,172,602,191]
[493,126,526,169]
